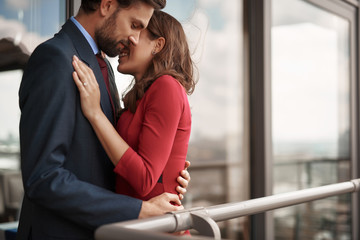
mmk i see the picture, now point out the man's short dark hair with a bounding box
[81,0,166,13]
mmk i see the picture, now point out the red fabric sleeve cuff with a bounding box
[113,147,136,177]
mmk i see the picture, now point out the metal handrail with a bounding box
[95,179,360,239]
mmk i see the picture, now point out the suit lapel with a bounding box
[61,20,114,124]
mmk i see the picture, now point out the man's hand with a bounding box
[138,193,183,219]
[176,161,191,200]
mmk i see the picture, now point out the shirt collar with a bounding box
[70,16,99,55]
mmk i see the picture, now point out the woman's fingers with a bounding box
[184,160,191,169]
[71,55,102,121]
[78,61,93,85]
[72,55,98,88]
[72,56,88,85]
[72,71,86,93]
[72,56,86,82]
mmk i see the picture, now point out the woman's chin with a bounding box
[117,65,131,75]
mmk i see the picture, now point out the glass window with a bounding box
[0,0,66,171]
[0,0,66,53]
[0,70,22,170]
[271,0,352,239]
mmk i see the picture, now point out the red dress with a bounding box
[114,75,191,200]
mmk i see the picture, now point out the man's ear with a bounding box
[99,0,114,17]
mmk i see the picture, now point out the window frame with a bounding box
[248,0,359,239]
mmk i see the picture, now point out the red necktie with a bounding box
[96,53,115,122]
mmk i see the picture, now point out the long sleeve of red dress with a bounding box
[114,75,191,200]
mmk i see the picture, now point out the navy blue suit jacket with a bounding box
[17,19,141,239]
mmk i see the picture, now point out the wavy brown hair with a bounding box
[122,10,197,113]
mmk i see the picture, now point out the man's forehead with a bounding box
[119,3,154,26]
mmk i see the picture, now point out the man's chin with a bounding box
[103,51,118,58]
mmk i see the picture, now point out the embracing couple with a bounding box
[17,0,196,239]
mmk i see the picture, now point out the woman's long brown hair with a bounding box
[122,10,197,114]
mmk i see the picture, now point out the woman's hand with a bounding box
[176,160,191,200]
[72,55,102,121]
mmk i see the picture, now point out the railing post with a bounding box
[170,207,221,239]
[351,179,360,191]
[190,211,221,239]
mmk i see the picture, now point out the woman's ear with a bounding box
[155,37,165,53]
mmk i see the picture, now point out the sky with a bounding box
[271,0,350,158]
[0,0,65,37]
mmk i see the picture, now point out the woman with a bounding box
[72,10,195,205]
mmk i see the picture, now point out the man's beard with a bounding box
[95,10,128,57]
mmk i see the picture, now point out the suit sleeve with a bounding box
[114,76,184,197]
[19,43,141,229]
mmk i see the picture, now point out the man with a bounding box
[17,0,190,239]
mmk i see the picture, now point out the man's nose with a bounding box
[129,33,140,46]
